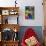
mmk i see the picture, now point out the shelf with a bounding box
[1,15,19,24]
[0,7,19,46]
[0,24,20,32]
[2,40,19,43]
[2,41,19,46]
[0,7,19,24]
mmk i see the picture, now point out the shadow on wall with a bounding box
[18,26,43,44]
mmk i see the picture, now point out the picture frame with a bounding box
[25,6,34,19]
[2,10,9,15]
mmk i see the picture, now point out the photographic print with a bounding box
[2,10,9,15]
[25,6,34,19]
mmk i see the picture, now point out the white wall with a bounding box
[18,0,44,26]
[0,0,44,26]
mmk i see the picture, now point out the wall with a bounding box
[18,0,44,26]
[0,0,44,26]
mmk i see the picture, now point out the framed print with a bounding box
[25,6,34,19]
[2,10,9,15]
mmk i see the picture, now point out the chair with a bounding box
[21,28,41,46]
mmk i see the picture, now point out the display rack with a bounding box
[0,7,20,46]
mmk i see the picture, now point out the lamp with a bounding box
[15,0,17,7]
